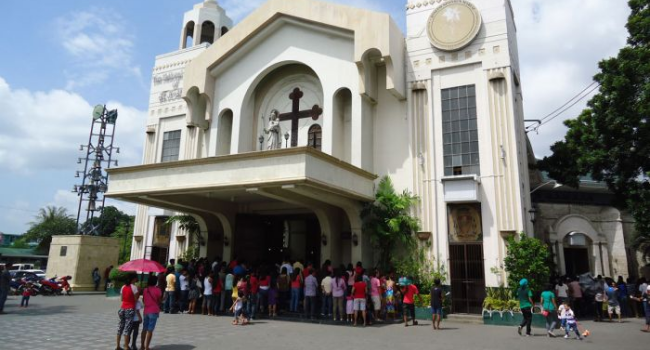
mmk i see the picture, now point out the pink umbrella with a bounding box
[119,259,166,274]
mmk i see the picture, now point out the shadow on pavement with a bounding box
[154,345,195,350]
[3,304,79,317]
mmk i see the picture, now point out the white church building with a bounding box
[107,0,533,314]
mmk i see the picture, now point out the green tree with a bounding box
[80,206,131,236]
[361,176,420,271]
[111,216,134,264]
[503,233,551,296]
[538,0,650,260]
[23,206,77,252]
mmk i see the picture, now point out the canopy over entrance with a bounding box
[106,147,377,266]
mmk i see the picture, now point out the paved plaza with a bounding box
[0,294,647,350]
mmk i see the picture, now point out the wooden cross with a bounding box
[278,87,323,147]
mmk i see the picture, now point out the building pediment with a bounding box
[183,0,405,102]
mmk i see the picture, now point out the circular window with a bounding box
[427,0,483,52]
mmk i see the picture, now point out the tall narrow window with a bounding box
[161,130,181,162]
[442,85,480,176]
[308,124,322,151]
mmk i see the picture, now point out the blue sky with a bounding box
[0,0,629,235]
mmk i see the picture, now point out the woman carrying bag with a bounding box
[540,284,558,338]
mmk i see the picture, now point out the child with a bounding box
[230,291,249,325]
[563,304,583,340]
[131,296,144,350]
[346,290,354,323]
[558,301,568,331]
[20,283,32,308]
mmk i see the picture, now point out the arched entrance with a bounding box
[563,232,593,276]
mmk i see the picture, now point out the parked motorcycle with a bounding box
[59,275,73,296]
[40,277,63,296]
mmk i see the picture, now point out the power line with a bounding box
[527,82,600,133]
[539,81,598,123]
[539,83,601,127]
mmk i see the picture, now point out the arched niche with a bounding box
[239,63,324,152]
[216,109,233,155]
[332,88,352,163]
[357,48,383,102]
[201,21,215,44]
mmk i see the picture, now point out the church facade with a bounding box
[107,0,532,314]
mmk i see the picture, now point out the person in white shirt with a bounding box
[203,273,214,316]
[555,279,569,304]
[131,298,144,350]
[179,269,189,313]
[281,258,294,275]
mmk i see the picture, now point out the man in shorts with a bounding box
[352,275,367,326]
[430,278,444,330]
[370,270,383,322]
[606,282,622,323]
[401,277,419,327]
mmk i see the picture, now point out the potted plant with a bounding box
[106,268,132,297]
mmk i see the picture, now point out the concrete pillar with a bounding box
[316,209,341,266]
[179,25,187,49]
[194,22,203,47]
[215,212,235,262]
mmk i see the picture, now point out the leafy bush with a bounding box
[393,243,447,292]
[483,286,520,312]
[415,294,431,308]
[108,268,134,289]
[503,233,550,296]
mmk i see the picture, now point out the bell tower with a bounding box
[179,0,233,49]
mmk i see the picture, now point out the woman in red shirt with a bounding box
[117,274,139,350]
[290,268,303,312]
[142,275,162,350]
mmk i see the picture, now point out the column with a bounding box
[194,22,203,47]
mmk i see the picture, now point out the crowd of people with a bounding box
[515,274,650,339]
[114,256,448,350]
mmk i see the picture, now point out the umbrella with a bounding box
[119,259,166,274]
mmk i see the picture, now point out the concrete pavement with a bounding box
[0,294,647,350]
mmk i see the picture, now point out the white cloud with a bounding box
[0,76,147,174]
[512,0,630,157]
[56,9,142,90]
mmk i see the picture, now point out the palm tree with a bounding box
[24,206,77,252]
[165,215,202,258]
[361,176,420,270]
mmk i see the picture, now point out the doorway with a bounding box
[564,247,590,276]
[449,243,486,314]
[234,214,321,265]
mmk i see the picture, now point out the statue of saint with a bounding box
[264,110,282,150]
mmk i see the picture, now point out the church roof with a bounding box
[183,0,405,101]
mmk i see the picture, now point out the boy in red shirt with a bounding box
[401,279,419,327]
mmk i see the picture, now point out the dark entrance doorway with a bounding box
[449,244,485,314]
[234,214,321,265]
[564,247,590,276]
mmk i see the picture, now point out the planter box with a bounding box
[482,311,546,328]
[106,286,121,298]
[415,306,447,320]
